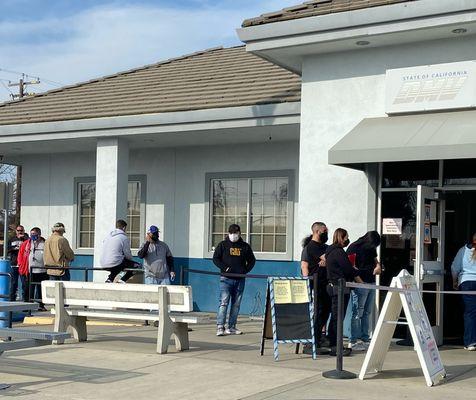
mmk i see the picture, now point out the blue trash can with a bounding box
[0,259,12,328]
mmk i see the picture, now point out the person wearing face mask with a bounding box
[325,228,364,356]
[213,224,256,336]
[18,227,48,310]
[138,225,175,285]
[451,232,476,351]
[346,231,382,351]
[301,222,330,353]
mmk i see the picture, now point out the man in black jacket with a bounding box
[7,225,28,301]
[213,224,256,336]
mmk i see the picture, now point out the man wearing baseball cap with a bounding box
[137,225,175,285]
[44,222,75,281]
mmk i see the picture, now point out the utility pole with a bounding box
[8,74,40,99]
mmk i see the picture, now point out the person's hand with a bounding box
[146,233,153,242]
[170,271,176,281]
[453,281,459,290]
[373,263,382,275]
[319,255,326,267]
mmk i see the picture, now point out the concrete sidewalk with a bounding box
[0,317,474,399]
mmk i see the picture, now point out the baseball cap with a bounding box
[148,225,159,234]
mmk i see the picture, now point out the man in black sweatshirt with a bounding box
[213,224,256,336]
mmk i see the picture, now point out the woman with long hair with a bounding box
[346,231,381,351]
[325,228,363,356]
[451,232,476,351]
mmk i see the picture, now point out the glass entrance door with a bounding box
[415,185,445,346]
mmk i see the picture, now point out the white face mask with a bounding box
[228,233,240,242]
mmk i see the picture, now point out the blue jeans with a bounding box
[350,288,375,343]
[48,269,71,281]
[461,280,476,347]
[217,277,245,328]
[144,276,171,285]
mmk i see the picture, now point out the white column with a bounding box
[93,138,129,280]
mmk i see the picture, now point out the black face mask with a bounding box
[343,239,350,247]
[319,232,328,243]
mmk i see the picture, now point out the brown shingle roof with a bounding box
[0,46,301,126]
[242,0,416,27]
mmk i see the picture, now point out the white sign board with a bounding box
[382,218,402,235]
[386,60,476,114]
[359,270,445,387]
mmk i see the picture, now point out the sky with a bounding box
[0,0,298,102]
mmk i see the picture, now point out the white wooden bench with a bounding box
[41,281,207,354]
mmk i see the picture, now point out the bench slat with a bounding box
[50,308,208,324]
[0,328,70,341]
[42,281,193,312]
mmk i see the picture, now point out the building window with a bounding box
[250,178,288,253]
[78,183,96,249]
[76,178,145,249]
[210,175,290,254]
[127,181,141,249]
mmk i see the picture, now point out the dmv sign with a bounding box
[385,61,476,114]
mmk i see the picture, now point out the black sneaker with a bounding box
[329,347,352,357]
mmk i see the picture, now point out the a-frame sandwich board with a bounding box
[359,270,446,387]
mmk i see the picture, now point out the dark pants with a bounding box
[313,281,331,344]
[106,259,139,282]
[327,285,350,347]
[10,266,27,301]
[49,269,71,281]
[461,280,476,347]
[30,272,49,306]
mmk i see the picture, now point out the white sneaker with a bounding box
[225,327,243,335]
[216,327,225,336]
[349,342,366,351]
[116,280,126,284]
[464,345,476,351]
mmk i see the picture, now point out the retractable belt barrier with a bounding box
[346,281,476,295]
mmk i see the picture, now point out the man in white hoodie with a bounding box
[100,219,139,283]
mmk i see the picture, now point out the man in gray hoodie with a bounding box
[137,225,175,285]
[100,219,139,283]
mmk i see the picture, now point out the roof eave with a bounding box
[0,102,301,142]
[238,0,476,72]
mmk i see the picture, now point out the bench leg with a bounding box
[157,318,173,354]
[173,322,189,351]
[53,282,68,345]
[53,312,68,345]
[70,316,87,342]
[157,286,173,354]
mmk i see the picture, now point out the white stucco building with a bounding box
[2,0,476,341]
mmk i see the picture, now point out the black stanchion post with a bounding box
[323,278,356,380]
[312,272,318,344]
[180,267,185,285]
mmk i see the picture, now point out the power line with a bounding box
[0,67,64,87]
[0,80,14,99]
